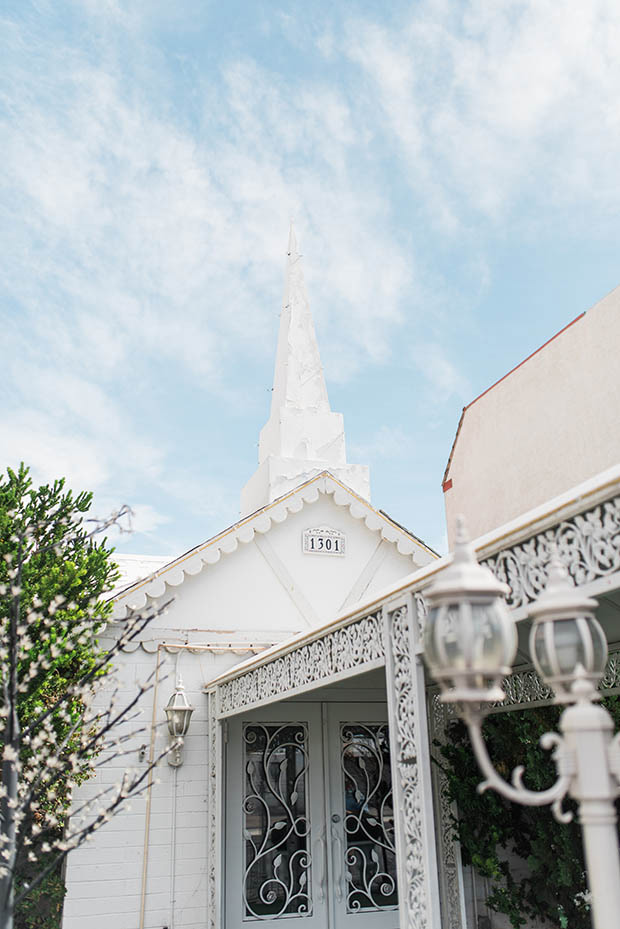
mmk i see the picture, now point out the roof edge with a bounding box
[443,311,586,483]
[111,470,437,618]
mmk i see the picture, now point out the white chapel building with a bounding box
[61,230,437,929]
[61,242,620,929]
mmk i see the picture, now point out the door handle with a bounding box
[313,835,326,902]
[331,826,344,902]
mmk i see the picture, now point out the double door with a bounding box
[225,703,399,929]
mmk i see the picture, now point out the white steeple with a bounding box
[240,226,370,516]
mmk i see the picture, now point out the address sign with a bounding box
[302,526,346,556]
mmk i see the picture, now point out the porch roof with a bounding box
[205,463,620,695]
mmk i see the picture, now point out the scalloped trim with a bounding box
[111,471,435,619]
[119,641,267,655]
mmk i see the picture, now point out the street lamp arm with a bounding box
[423,532,620,929]
[464,712,574,819]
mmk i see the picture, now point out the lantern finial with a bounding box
[528,553,605,702]
[423,516,516,704]
[453,516,476,566]
[454,514,469,546]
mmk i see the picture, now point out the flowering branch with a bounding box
[0,465,173,929]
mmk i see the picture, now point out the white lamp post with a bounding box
[423,518,620,929]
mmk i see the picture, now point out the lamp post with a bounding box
[165,677,194,767]
[423,517,620,929]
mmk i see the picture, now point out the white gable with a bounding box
[111,472,435,641]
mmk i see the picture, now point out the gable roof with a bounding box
[111,470,437,619]
[110,554,176,598]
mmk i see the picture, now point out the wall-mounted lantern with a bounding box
[165,677,194,767]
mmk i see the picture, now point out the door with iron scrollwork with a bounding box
[225,704,398,929]
[226,705,327,929]
[325,704,398,929]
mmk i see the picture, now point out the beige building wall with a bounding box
[443,285,620,546]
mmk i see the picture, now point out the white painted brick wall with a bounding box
[62,644,233,929]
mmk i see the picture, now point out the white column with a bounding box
[383,596,442,929]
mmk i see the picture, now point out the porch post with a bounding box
[428,695,467,929]
[207,689,224,929]
[383,596,442,929]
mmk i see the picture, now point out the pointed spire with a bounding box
[240,227,370,515]
[271,222,330,416]
[288,220,297,257]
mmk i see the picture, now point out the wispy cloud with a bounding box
[412,343,471,405]
[344,1,620,225]
[349,425,415,462]
[2,0,617,554]
[1,22,416,388]
[1,4,422,550]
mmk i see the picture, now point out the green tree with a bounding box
[0,465,168,929]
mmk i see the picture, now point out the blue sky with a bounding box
[2,0,620,557]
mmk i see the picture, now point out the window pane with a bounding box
[243,723,312,920]
[340,723,398,913]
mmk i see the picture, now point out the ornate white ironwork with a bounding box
[385,604,429,929]
[425,491,620,923]
[207,692,219,929]
[340,723,398,913]
[413,592,428,639]
[413,495,620,637]
[499,669,553,705]
[482,496,620,608]
[428,690,463,929]
[219,612,384,715]
[600,650,620,690]
[487,646,620,712]
[243,723,312,919]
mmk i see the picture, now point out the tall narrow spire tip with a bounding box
[288,221,298,259]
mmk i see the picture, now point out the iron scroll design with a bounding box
[219,612,384,715]
[493,645,620,710]
[428,691,464,929]
[243,723,312,920]
[481,495,620,609]
[340,723,398,913]
[207,693,219,929]
[411,496,620,641]
[385,604,429,929]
